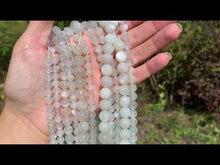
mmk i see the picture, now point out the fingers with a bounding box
[126,21,144,30]
[134,52,171,83]
[131,23,182,67]
[24,21,54,45]
[128,21,177,48]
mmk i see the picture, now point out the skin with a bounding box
[0,21,182,144]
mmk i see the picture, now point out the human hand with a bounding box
[0,21,181,143]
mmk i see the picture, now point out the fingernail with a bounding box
[176,23,182,32]
[165,52,172,60]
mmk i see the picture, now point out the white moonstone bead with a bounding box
[95,44,103,54]
[65,134,74,143]
[79,133,89,143]
[119,85,130,95]
[99,99,112,110]
[76,99,88,110]
[73,56,85,66]
[74,67,85,76]
[115,51,127,62]
[56,128,64,136]
[130,135,137,143]
[76,88,86,98]
[61,90,70,98]
[120,128,130,139]
[98,132,110,143]
[104,34,116,44]
[70,21,84,33]
[75,78,85,88]
[103,43,114,54]
[64,126,73,134]
[63,117,72,126]
[120,96,131,107]
[57,136,64,144]
[102,54,113,64]
[120,107,131,118]
[101,76,113,87]
[119,140,130,144]
[117,62,129,73]
[101,64,113,76]
[99,122,110,133]
[130,118,138,126]
[61,99,70,107]
[114,39,125,51]
[78,121,89,132]
[105,23,116,33]
[120,118,130,129]
[118,73,130,85]
[100,88,112,99]
[77,111,89,121]
[99,110,111,122]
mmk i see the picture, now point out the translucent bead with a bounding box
[63,27,73,36]
[119,23,128,32]
[99,110,111,122]
[117,62,129,73]
[76,88,86,98]
[77,111,89,121]
[104,33,116,44]
[47,111,54,120]
[78,122,89,132]
[98,132,110,144]
[120,118,130,129]
[55,114,62,123]
[74,67,85,76]
[65,134,74,143]
[70,95,76,102]
[130,135,137,143]
[100,99,112,110]
[61,99,70,107]
[78,133,89,143]
[53,101,60,109]
[63,117,72,126]
[99,122,110,133]
[130,118,138,126]
[100,88,112,99]
[101,76,113,87]
[118,73,129,85]
[120,128,130,140]
[103,43,114,54]
[129,127,138,134]
[73,56,85,66]
[70,21,84,33]
[57,136,64,144]
[76,99,87,110]
[130,84,137,92]
[102,54,113,64]
[64,126,73,134]
[120,96,131,107]
[95,44,103,54]
[120,107,131,118]
[114,39,125,51]
[119,85,130,95]
[130,109,137,118]
[52,26,62,36]
[75,78,85,88]
[116,51,127,62]
[130,93,138,100]
[61,90,70,98]
[119,140,130,144]
[104,23,116,33]
[101,64,113,76]
[97,53,103,62]
[130,100,138,109]
[56,128,64,137]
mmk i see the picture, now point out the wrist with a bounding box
[0,102,49,144]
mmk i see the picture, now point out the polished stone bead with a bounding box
[120,107,131,118]
[76,88,86,98]
[104,33,116,44]
[73,56,85,66]
[116,51,127,62]
[120,118,130,129]
[100,88,112,99]
[101,76,113,87]
[61,90,70,98]
[120,96,131,107]
[118,73,130,85]
[99,99,112,110]
[104,23,116,33]
[99,110,111,122]
[120,128,130,139]
[101,64,113,76]
[119,85,130,95]
[78,121,89,132]
[61,99,70,107]
[114,38,125,51]
[64,126,73,134]
[102,54,113,64]
[117,62,129,73]
[103,43,114,54]
[65,134,74,143]
[76,99,88,110]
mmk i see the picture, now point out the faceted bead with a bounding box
[103,43,114,54]
[120,96,131,107]
[114,39,125,51]
[65,134,74,143]
[76,99,87,110]
[101,76,113,87]
[104,33,116,44]
[119,85,130,95]
[120,118,130,129]
[101,64,113,76]
[120,128,130,139]
[100,88,112,99]
[78,121,89,132]
[102,54,113,64]
[117,62,129,73]
[104,23,116,33]
[120,107,131,118]
[99,99,112,110]
[118,73,129,85]
[99,110,111,122]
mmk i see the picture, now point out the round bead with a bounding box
[119,140,130,144]
[101,76,113,87]
[104,33,116,44]
[120,107,131,118]
[75,78,85,88]
[120,129,130,139]
[105,24,116,33]
[64,126,73,134]
[100,88,112,99]
[98,132,110,144]
[61,90,70,98]
[116,51,127,62]
[79,133,89,143]
[99,122,110,133]
[95,45,103,54]
[117,62,129,73]
[76,88,86,98]
[99,110,111,122]
[72,45,83,56]
[114,39,125,51]
[65,134,74,143]
[103,43,114,54]
[102,54,113,64]
[74,67,85,76]
[78,121,89,132]
[77,111,89,121]
[99,99,112,110]
[120,118,130,129]
[118,73,129,85]
[76,99,88,110]
[119,85,130,95]
[101,64,113,76]
[73,56,85,66]
[120,96,131,107]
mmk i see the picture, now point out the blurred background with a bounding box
[0,21,219,144]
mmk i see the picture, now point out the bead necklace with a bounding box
[46,21,137,144]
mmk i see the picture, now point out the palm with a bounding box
[4,21,181,137]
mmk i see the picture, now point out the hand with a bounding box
[0,21,181,143]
